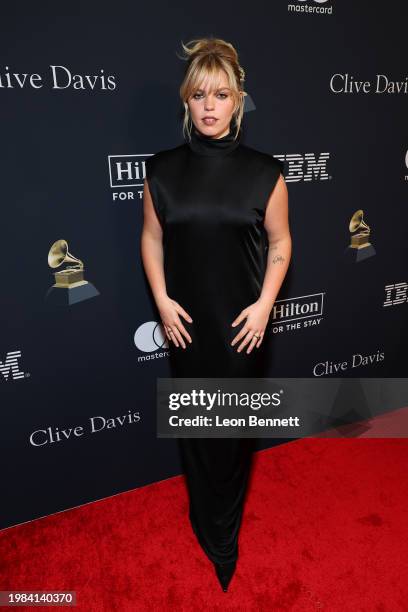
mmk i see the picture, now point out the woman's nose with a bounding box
[204,96,215,110]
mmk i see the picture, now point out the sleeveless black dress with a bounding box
[145,122,284,565]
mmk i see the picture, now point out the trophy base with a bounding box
[45,281,100,306]
[343,243,376,263]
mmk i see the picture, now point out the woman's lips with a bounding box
[202,117,218,125]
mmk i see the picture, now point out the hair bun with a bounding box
[179,37,244,85]
[238,66,245,84]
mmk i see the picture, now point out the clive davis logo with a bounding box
[0,350,27,381]
[283,153,330,182]
[108,154,151,202]
[288,0,333,15]
[271,293,325,332]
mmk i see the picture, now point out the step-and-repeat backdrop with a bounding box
[1,2,407,529]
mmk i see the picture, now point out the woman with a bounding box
[141,37,291,592]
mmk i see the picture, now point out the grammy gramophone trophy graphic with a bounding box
[344,209,376,262]
[45,239,99,305]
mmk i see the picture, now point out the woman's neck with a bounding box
[187,121,241,157]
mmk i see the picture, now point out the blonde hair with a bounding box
[177,37,247,141]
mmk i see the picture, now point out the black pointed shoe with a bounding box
[214,559,237,592]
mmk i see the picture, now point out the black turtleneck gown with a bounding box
[144,122,284,565]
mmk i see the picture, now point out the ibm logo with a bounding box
[281,153,330,182]
[383,283,408,307]
[0,350,25,381]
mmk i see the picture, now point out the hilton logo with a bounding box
[108,154,152,202]
[0,350,26,381]
[383,283,408,307]
[282,153,330,183]
[271,293,325,332]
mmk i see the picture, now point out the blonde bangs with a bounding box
[186,61,232,98]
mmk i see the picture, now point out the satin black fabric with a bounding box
[145,122,283,378]
[145,122,283,563]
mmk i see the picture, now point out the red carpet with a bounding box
[1,435,407,610]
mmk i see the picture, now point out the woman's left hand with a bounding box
[230,299,273,354]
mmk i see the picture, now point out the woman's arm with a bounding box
[140,179,193,348]
[258,173,291,311]
[230,174,291,353]
[140,178,167,304]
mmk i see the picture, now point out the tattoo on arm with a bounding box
[271,254,285,264]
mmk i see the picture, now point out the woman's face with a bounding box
[188,70,237,139]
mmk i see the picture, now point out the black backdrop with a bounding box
[1,2,407,530]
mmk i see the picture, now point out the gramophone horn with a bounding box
[48,239,84,270]
[349,209,370,234]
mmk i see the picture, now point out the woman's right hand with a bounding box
[157,295,193,349]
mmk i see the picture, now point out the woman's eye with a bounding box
[192,92,228,100]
